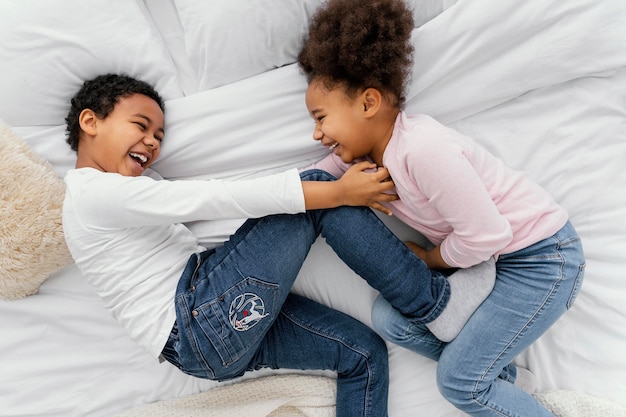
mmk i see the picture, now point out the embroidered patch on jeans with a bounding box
[229,293,270,331]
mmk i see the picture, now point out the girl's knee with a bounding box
[371,294,412,343]
[371,294,388,334]
[436,360,479,408]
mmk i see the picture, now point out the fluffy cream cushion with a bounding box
[0,120,73,299]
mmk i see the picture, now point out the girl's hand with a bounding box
[337,161,399,215]
[405,242,452,270]
[405,241,428,262]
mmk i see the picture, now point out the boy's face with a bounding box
[77,93,164,176]
[305,79,374,164]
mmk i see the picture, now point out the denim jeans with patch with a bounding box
[161,170,451,417]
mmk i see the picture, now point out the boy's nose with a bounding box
[144,136,159,148]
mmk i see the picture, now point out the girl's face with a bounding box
[305,79,376,163]
[78,94,164,176]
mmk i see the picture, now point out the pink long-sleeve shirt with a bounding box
[310,112,568,268]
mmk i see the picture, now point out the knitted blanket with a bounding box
[535,390,626,417]
[115,374,626,417]
[114,374,336,417]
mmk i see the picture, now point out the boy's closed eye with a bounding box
[133,117,164,142]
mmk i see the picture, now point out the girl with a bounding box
[298,0,586,416]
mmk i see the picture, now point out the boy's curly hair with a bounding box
[298,0,414,107]
[65,74,165,152]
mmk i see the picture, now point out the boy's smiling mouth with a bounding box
[129,152,148,166]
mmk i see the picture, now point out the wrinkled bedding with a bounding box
[1,0,625,415]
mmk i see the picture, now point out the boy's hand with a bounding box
[338,161,399,215]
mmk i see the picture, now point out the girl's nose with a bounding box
[313,124,323,141]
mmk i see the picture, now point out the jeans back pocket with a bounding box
[183,276,279,380]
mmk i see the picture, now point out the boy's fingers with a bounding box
[378,180,396,191]
[374,167,394,184]
[371,202,393,216]
[353,160,377,171]
[380,192,399,201]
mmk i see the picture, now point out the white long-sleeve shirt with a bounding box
[63,167,305,358]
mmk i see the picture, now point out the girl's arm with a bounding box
[405,120,512,268]
[302,160,398,215]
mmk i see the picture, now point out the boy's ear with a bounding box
[361,88,382,118]
[78,109,98,136]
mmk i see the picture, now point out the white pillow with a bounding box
[173,0,326,92]
[0,0,183,127]
[172,0,458,93]
[407,0,459,27]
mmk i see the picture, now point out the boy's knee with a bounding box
[367,331,389,364]
[346,331,388,378]
[299,169,336,182]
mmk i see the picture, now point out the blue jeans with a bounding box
[161,170,451,417]
[372,220,585,417]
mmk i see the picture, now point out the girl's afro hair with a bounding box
[298,0,414,107]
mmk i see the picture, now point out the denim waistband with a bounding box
[161,249,215,368]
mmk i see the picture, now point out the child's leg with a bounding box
[371,294,445,361]
[254,293,389,417]
[436,222,584,416]
[311,203,449,323]
[370,293,518,376]
[170,212,321,380]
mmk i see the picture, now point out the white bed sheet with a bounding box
[1,0,625,416]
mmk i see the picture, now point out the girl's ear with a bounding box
[78,109,98,136]
[361,88,382,118]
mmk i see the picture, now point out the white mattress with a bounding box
[1,0,625,416]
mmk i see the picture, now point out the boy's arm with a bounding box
[70,169,307,229]
[302,161,398,215]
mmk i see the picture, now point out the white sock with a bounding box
[425,257,496,342]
